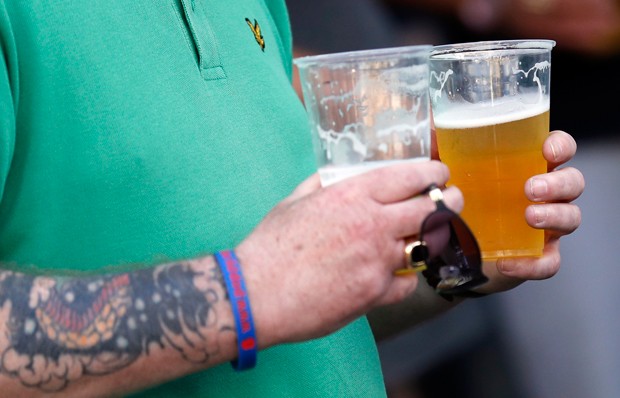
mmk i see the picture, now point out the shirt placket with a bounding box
[179,0,226,81]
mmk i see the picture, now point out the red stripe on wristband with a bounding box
[215,250,257,371]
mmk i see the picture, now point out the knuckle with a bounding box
[547,204,581,233]
[566,133,578,154]
[408,160,449,186]
[442,186,464,212]
[567,166,584,183]
[569,167,586,194]
[570,205,582,232]
[329,183,358,206]
[355,266,386,299]
[389,283,413,303]
[542,253,561,279]
[547,167,585,199]
[347,213,379,243]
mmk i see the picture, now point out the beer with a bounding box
[435,104,549,259]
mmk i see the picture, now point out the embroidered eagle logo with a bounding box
[245,18,265,52]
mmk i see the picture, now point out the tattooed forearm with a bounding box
[0,260,231,392]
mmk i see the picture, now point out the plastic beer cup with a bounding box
[294,45,432,186]
[428,40,555,260]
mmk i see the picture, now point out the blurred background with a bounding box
[286,0,620,397]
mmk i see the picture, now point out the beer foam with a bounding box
[433,98,549,129]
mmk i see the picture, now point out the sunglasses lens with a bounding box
[421,209,487,294]
[419,209,453,259]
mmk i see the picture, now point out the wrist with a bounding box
[214,250,257,371]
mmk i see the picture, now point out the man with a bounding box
[0,1,583,396]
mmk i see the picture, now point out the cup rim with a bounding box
[430,39,556,57]
[293,44,433,68]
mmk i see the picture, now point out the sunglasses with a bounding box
[404,184,488,297]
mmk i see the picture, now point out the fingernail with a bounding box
[496,258,508,273]
[497,257,522,276]
[550,142,562,162]
[531,206,546,227]
[530,178,548,201]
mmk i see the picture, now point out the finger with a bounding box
[526,166,585,202]
[378,272,419,306]
[282,173,322,204]
[353,160,450,204]
[476,238,562,293]
[496,238,561,280]
[383,186,464,238]
[543,130,578,170]
[526,203,582,235]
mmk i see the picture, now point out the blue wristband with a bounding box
[215,250,257,371]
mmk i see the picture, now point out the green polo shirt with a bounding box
[0,1,386,396]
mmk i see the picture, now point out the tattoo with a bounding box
[0,261,229,391]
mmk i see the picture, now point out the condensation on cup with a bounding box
[294,45,432,187]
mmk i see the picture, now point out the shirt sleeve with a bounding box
[0,3,17,202]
